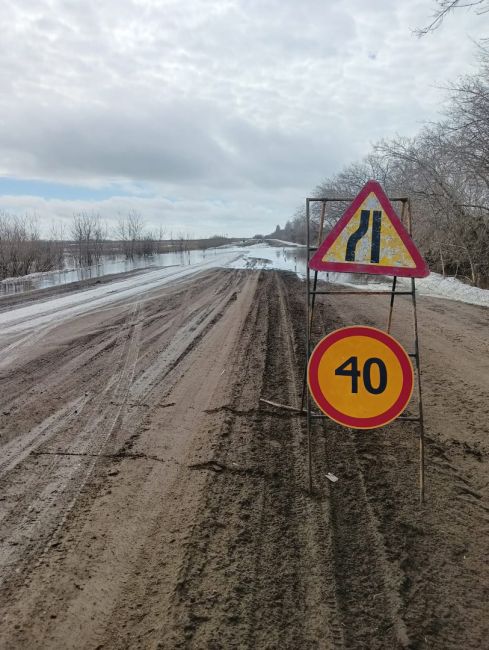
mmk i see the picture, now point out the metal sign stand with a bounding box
[305,195,426,503]
[262,195,426,503]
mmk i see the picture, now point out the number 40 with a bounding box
[335,356,387,394]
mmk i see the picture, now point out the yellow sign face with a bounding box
[323,192,415,269]
[308,180,429,278]
[308,326,414,429]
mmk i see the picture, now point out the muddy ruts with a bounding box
[0,269,487,649]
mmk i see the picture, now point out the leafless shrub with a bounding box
[0,213,64,280]
[71,212,106,266]
[117,210,149,258]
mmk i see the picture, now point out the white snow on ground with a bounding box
[0,250,242,335]
[224,244,305,274]
[265,238,306,247]
[399,273,489,307]
[223,244,489,308]
[0,245,487,342]
[324,271,489,307]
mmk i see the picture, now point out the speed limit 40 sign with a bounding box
[307,326,414,429]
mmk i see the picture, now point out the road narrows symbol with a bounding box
[309,179,429,277]
[345,209,382,263]
[345,210,370,261]
[371,210,381,263]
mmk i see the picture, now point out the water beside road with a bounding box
[0,243,379,296]
[0,248,219,295]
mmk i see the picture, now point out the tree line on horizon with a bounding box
[277,49,489,288]
[0,210,229,281]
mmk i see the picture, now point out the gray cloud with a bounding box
[0,0,486,236]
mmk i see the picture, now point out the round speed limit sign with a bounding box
[308,326,414,429]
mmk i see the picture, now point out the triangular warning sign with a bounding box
[309,180,429,278]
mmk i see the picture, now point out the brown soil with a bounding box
[0,269,487,649]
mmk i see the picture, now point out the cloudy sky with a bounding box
[0,0,486,237]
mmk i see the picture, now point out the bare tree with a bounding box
[127,210,144,258]
[283,69,489,286]
[416,0,489,36]
[116,211,155,259]
[116,215,130,258]
[71,212,105,266]
[0,213,65,280]
[158,225,166,253]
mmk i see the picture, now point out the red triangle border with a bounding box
[308,180,429,278]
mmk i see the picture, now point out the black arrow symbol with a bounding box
[345,209,382,263]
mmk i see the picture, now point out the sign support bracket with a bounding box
[303,194,426,502]
[260,191,427,502]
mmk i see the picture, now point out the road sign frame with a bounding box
[258,188,427,503]
[308,180,429,278]
[304,192,427,503]
[307,325,414,429]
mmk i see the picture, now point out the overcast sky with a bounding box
[0,0,486,237]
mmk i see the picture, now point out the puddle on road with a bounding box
[227,245,385,287]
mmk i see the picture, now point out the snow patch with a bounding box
[265,238,306,247]
[400,273,489,307]
[314,272,489,308]
[0,251,243,335]
[1,245,487,345]
[221,245,489,308]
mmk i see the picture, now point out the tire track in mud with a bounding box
[306,296,410,649]
[0,270,232,459]
[128,273,244,407]
[157,272,274,647]
[252,273,345,649]
[0,269,256,648]
[59,270,259,650]
[0,395,89,480]
[0,301,144,590]
[0,304,138,430]
[323,421,410,648]
[310,282,489,649]
[0,269,487,649]
[0,270,226,590]
[160,272,344,649]
[345,418,489,649]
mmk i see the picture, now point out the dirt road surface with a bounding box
[0,268,488,649]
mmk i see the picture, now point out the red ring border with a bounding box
[307,326,414,429]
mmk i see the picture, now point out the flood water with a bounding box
[0,248,218,295]
[0,244,384,296]
[243,245,382,286]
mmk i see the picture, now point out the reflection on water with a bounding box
[0,244,388,296]
[0,249,216,295]
[281,247,385,286]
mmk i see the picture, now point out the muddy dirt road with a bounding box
[0,268,488,649]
